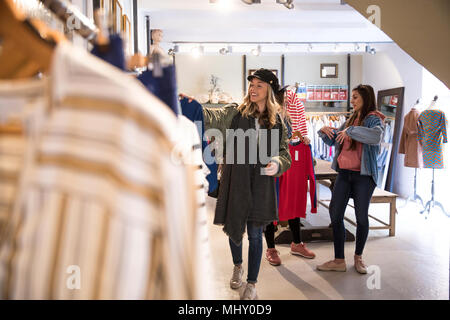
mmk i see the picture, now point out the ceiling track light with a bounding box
[277,0,294,9]
[365,45,376,55]
[251,45,261,56]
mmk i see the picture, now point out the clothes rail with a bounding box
[39,0,98,42]
[305,111,351,115]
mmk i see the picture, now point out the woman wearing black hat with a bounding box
[182,68,291,300]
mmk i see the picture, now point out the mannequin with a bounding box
[149,29,165,56]
[427,95,438,109]
[417,95,448,217]
[399,98,424,208]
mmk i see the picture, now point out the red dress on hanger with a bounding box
[278,143,317,220]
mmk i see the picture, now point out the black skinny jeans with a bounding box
[329,169,376,259]
[265,218,301,248]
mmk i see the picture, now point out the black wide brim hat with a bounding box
[247,68,288,94]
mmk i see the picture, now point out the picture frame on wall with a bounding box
[113,0,123,34]
[320,63,338,78]
[98,0,113,31]
[122,14,132,55]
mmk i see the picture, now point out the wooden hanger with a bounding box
[0,0,65,79]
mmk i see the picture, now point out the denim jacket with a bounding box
[318,112,385,185]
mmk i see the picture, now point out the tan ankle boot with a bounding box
[354,255,368,274]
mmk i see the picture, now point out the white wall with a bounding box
[175,54,244,102]
[175,53,354,102]
[362,43,424,198]
[350,54,363,91]
[285,54,348,87]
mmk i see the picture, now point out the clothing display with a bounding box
[417,109,447,169]
[138,65,181,115]
[376,118,394,186]
[175,115,214,299]
[90,34,126,71]
[307,114,347,161]
[278,143,317,220]
[399,108,423,168]
[0,42,207,300]
[180,97,219,194]
[0,78,47,240]
[285,89,308,138]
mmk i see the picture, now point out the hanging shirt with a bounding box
[138,65,181,115]
[179,97,219,194]
[418,109,448,169]
[399,108,423,168]
[285,90,308,138]
[174,115,214,300]
[90,34,126,71]
[0,42,200,300]
[278,143,317,220]
[0,77,48,239]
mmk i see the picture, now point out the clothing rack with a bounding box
[39,0,98,42]
[305,111,351,115]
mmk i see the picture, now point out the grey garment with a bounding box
[214,112,289,246]
[318,114,384,184]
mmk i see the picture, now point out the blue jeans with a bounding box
[329,169,376,259]
[229,221,263,284]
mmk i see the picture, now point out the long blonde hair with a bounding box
[237,84,281,128]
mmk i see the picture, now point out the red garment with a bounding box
[338,138,362,171]
[278,143,317,221]
[337,117,363,171]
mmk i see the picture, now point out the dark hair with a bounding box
[345,84,377,150]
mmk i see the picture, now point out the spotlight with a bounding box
[354,44,360,52]
[191,45,204,58]
[365,45,376,55]
[251,45,261,56]
[277,0,294,9]
[168,48,175,56]
[219,47,229,55]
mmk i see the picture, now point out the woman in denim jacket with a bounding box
[316,85,385,274]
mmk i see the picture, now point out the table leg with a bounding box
[389,198,396,237]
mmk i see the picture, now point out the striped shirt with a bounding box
[0,78,47,246]
[285,90,308,137]
[175,116,214,300]
[0,43,200,300]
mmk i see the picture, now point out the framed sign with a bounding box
[320,63,338,78]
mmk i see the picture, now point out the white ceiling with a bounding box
[137,0,392,46]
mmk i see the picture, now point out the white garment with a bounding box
[173,115,214,300]
[0,43,199,300]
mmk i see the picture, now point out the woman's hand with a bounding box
[336,127,349,144]
[178,93,195,103]
[263,161,279,176]
[320,126,336,139]
[301,136,311,145]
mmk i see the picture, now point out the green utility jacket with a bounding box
[202,103,291,177]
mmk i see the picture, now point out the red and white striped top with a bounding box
[285,90,308,137]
